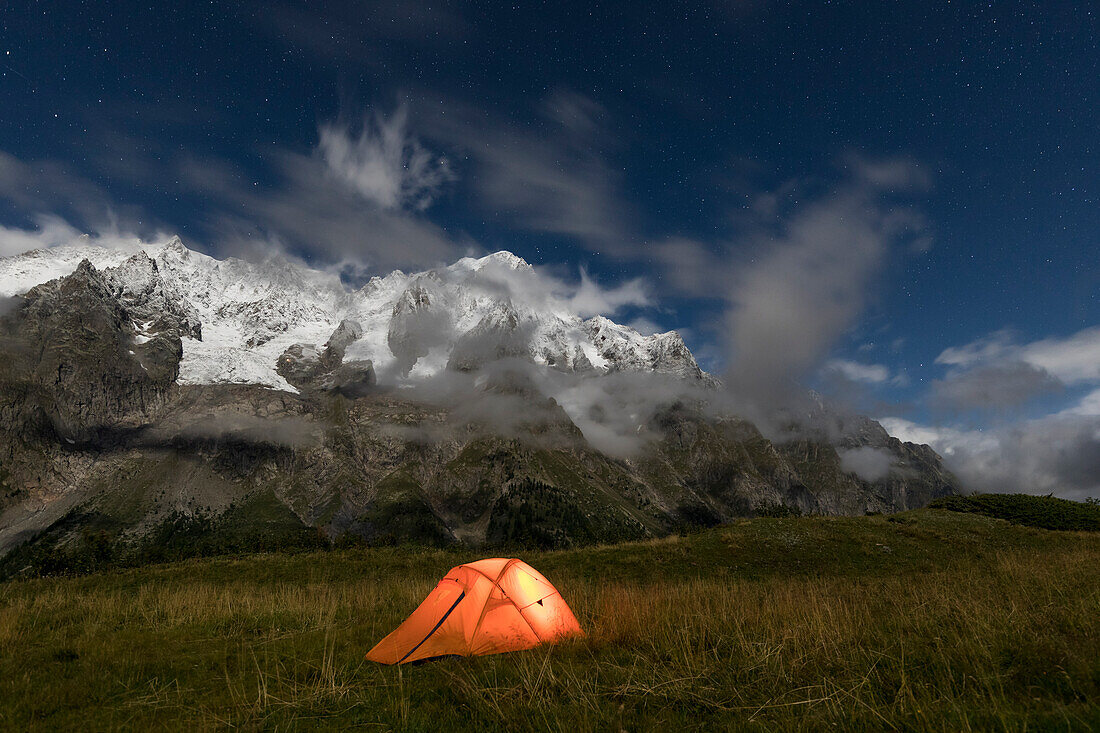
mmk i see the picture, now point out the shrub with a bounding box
[928,493,1100,531]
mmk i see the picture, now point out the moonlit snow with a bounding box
[0,236,708,393]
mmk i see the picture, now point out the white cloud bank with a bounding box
[0,215,169,258]
[937,327,1100,386]
[884,324,1100,500]
[882,390,1100,501]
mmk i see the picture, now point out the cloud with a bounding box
[389,360,709,459]
[930,361,1063,413]
[880,414,1100,501]
[936,329,1015,368]
[255,0,468,66]
[0,151,113,224]
[0,110,468,273]
[1022,328,1100,385]
[0,217,87,257]
[650,236,731,297]
[549,369,712,458]
[0,295,20,317]
[626,317,664,336]
[723,163,928,415]
[879,417,960,448]
[418,91,634,254]
[824,359,891,384]
[1061,388,1100,417]
[937,326,1100,386]
[318,106,454,211]
[425,254,651,322]
[177,146,467,271]
[567,267,649,318]
[153,413,321,449]
[838,446,895,481]
[842,152,932,191]
[0,150,166,253]
[541,89,605,136]
[0,215,168,258]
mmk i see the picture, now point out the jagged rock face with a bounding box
[323,361,377,398]
[387,278,453,376]
[0,384,960,563]
[584,316,710,382]
[276,343,323,387]
[448,303,532,372]
[0,260,181,443]
[103,252,202,340]
[277,320,376,396]
[324,319,363,359]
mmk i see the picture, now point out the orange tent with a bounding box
[366,558,583,664]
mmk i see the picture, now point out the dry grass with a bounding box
[1,511,1098,731]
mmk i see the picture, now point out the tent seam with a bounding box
[467,558,521,644]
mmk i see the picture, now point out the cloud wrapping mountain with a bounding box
[0,238,706,456]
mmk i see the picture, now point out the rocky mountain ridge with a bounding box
[0,238,960,571]
[0,237,711,393]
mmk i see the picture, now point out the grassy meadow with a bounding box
[1,508,1098,731]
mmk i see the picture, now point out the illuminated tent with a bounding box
[366,557,583,664]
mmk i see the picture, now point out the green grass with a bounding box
[929,493,1100,531]
[1,509,1098,731]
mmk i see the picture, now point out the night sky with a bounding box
[1,1,1098,495]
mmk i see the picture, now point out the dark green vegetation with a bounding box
[1,510,1097,731]
[0,491,329,579]
[930,493,1100,532]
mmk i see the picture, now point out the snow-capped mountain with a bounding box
[0,236,710,392]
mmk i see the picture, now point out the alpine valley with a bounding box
[0,237,958,573]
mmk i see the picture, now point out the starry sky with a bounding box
[1,1,1098,496]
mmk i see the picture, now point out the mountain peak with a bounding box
[481,250,531,269]
[451,250,533,273]
[160,236,190,259]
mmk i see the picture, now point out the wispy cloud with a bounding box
[838,446,895,481]
[1061,388,1100,417]
[418,90,635,254]
[435,255,651,322]
[842,151,932,191]
[319,105,454,211]
[642,156,934,424]
[566,267,649,318]
[254,0,468,66]
[824,359,891,384]
[176,142,467,271]
[930,361,1063,413]
[0,150,160,246]
[881,324,1100,499]
[936,326,1100,386]
[0,215,158,258]
[626,316,665,336]
[723,159,930,414]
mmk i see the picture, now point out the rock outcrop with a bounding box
[277,320,376,397]
[0,260,182,444]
